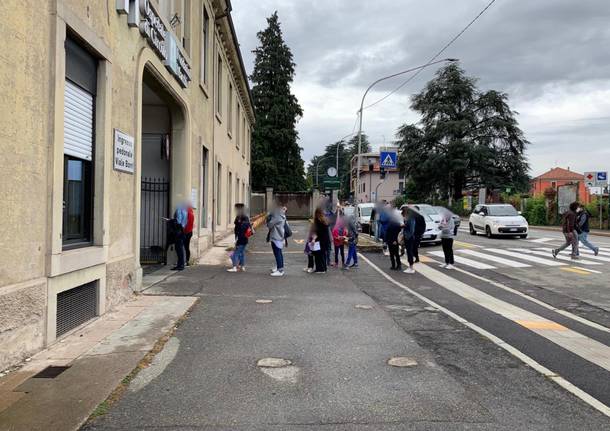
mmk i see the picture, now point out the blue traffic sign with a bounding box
[380,151,397,168]
[597,172,607,182]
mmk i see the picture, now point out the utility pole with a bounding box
[355,59,458,203]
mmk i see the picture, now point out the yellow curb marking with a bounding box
[560,267,591,276]
[516,320,568,331]
[419,255,434,263]
[293,239,305,244]
[454,241,479,249]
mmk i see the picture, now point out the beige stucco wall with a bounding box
[0,0,253,370]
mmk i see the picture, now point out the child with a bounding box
[345,214,359,268]
[227,204,251,272]
[303,223,315,273]
[332,218,347,268]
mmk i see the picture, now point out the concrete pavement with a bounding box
[83,220,609,430]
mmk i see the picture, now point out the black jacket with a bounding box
[577,210,590,233]
[385,221,402,245]
[414,212,426,237]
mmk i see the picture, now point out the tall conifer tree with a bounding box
[250,12,306,191]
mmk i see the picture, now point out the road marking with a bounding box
[456,249,531,268]
[358,253,610,418]
[517,320,568,330]
[570,266,603,274]
[537,248,610,263]
[528,238,557,243]
[510,248,602,266]
[561,267,592,276]
[454,240,482,249]
[427,251,496,269]
[484,248,565,266]
[448,265,610,334]
[293,239,305,244]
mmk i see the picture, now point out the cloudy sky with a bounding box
[231,0,610,177]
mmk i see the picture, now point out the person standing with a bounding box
[267,206,287,276]
[378,204,391,256]
[553,202,580,260]
[385,212,402,271]
[171,199,188,271]
[576,204,599,256]
[412,208,426,263]
[332,216,347,268]
[312,208,330,273]
[183,204,195,266]
[401,207,417,274]
[303,222,316,273]
[345,213,359,268]
[228,204,251,272]
[439,213,456,269]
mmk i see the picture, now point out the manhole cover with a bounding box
[256,299,273,304]
[388,357,418,368]
[257,357,292,368]
[355,304,373,310]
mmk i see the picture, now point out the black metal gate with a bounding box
[140,177,170,264]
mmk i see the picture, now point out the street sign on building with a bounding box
[380,150,397,169]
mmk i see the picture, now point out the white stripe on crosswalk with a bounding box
[484,248,566,266]
[427,251,496,269]
[528,238,557,243]
[510,248,602,266]
[535,248,610,263]
[457,249,531,268]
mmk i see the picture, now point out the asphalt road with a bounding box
[84,221,610,430]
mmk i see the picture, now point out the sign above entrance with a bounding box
[113,129,135,174]
[122,0,192,88]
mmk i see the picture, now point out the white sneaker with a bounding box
[270,270,284,277]
[439,263,448,268]
[227,267,238,273]
[270,267,277,273]
[403,267,416,274]
[240,267,246,272]
[306,268,314,273]
[445,264,456,270]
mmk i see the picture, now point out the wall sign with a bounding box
[122,0,191,88]
[113,129,135,174]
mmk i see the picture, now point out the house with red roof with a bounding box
[530,167,590,203]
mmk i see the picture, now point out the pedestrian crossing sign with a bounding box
[380,151,397,168]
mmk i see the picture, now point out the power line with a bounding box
[363,0,498,110]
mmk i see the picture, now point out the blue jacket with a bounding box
[402,217,416,241]
[378,211,390,238]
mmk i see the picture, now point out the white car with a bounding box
[407,205,442,245]
[356,203,375,232]
[469,204,528,238]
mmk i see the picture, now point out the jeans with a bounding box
[556,231,579,257]
[345,243,358,266]
[388,243,401,269]
[578,232,597,253]
[232,244,246,267]
[184,232,193,264]
[174,232,185,269]
[405,237,415,266]
[271,242,284,271]
[334,244,345,266]
[441,238,454,264]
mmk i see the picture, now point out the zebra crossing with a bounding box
[427,244,608,272]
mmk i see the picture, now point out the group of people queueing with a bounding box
[381,204,456,274]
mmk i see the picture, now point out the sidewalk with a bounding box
[0,294,196,431]
[530,225,610,237]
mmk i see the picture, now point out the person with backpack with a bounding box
[401,207,417,274]
[184,203,195,266]
[227,204,252,273]
[332,215,348,269]
[412,208,426,263]
[385,210,403,271]
[552,202,580,260]
[344,213,359,268]
[576,204,600,255]
[267,206,288,277]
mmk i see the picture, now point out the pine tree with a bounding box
[250,12,306,191]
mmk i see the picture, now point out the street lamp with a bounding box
[355,58,458,202]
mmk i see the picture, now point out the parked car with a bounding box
[411,204,442,223]
[342,205,355,218]
[407,205,442,245]
[469,204,528,238]
[433,206,461,235]
[356,203,375,233]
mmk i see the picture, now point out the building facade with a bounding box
[0,0,254,370]
[530,167,589,203]
[351,151,403,203]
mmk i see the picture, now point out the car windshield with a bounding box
[417,206,438,216]
[360,207,372,217]
[487,206,518,216]
[343,207,355,216]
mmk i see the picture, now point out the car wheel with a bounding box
[485,226,493,238]
[520,234,528,239]
[469,223,476,235]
